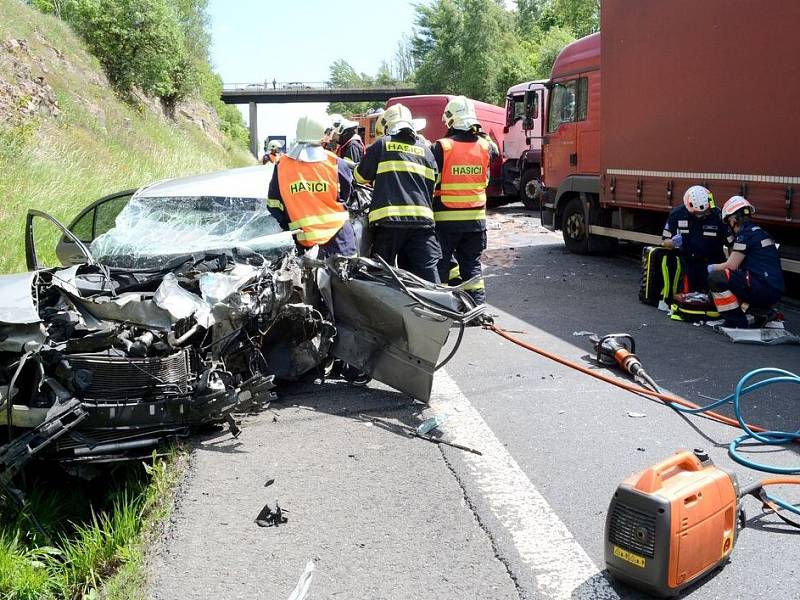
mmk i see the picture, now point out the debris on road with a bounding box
[416,414,448,436]
[286,560,315,600]
[368,416,483,456]
[626,411,647,419]
[255,500,288,527]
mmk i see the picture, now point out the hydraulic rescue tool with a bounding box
[589,333,661,392]
[605,449,740,598]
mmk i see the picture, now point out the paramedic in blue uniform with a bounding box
[662,185,727,292]
[707,196,785,328]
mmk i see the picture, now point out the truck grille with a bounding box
[608,502,657,558]
[67,350,190,400]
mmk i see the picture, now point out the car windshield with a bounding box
[90,196,294,268]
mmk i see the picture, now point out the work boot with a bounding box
[721,309,750,329]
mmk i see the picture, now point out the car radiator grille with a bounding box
[608,502,657,558]
[67,350,190,400]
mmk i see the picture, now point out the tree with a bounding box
[392,34,416,82]
[326,59,383,116]
[538,0,600,38]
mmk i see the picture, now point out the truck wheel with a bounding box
[519,169,542,210]
[562,196,590,254]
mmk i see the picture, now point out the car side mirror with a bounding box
[522,117,533,131]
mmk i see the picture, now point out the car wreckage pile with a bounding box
[0,168,484,485]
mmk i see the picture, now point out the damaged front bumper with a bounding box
[0,247,482,473]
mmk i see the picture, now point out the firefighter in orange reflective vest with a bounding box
[355,103,442,283]
[266,114,356,257]
[432,96,498,304]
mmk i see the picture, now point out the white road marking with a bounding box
[429,370,620,600]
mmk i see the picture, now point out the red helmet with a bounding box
[722,196,755,220]
[683,185,713,216]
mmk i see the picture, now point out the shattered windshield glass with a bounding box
[90,196,294,268]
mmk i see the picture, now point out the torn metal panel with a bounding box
[0,272,40,324]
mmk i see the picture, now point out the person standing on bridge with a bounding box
[335,118,365,166]
[432,96,498,305]
[266,114,356,257]
[355,103,441,283]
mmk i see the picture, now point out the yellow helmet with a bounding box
[295,114,329,144]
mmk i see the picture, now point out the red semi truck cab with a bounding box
[541,2,800,274]
[502,81,548,209]
[386,95,507,197]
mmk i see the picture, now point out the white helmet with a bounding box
[267,140,281,152]
[379,103,414,135]
[328,113,344,129]
[336,118,359,135]
[722,195,755,220]
[682,185,713,216]
[295,114,329,145]
[443,95,480,130]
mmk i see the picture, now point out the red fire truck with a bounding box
[540,1,800,274]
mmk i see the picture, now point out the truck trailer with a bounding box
[540,0,800,274]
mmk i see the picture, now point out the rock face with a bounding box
[0,37,61,127]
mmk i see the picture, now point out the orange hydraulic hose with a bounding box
[761,477,800,487]
[486,323,770,434]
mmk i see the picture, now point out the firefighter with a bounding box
[661,185,727,292]
[354,103,441,283]
[262,140,282,165]
[707,196,785,327]
[335,117,365,166]
[432,96,498,305]
[266,114,356,257]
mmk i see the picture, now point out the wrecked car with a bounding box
[0,166,483,475]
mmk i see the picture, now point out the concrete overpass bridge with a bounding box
[221,81,416,156]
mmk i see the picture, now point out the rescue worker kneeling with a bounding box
[355,103,442,283]
[707,196,785,328]
[266,114,356,257]
[662,185,727,292]
[432,96,498,305]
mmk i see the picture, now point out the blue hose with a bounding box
[670,367,800,516]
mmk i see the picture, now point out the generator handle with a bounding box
[633,450,702,493]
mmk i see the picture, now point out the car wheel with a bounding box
[562,196,590,254]
[519,169,542,210]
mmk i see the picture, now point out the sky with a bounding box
[208,0,420,152]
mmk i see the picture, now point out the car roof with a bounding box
[135,166,273,199]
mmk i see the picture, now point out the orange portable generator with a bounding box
[605,449,740,597]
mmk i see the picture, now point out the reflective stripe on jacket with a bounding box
[432,135,490,225]
[354,134,437,227]
[276,153,349,246]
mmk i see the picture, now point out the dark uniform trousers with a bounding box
[437,230,487,304]
[372,225,442,283]
[708,269,782,326]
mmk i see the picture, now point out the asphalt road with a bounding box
[149,206,799,600]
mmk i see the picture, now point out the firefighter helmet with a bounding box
[443,95,480,130]
[682,185,713,216]
[722,195,755,220]
[379,103,414,135]
[335,118,359,135]
[295,114,329,144]
[267,140,281,152]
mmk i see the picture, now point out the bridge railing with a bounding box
[222,82,414,92]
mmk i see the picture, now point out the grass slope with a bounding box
[0,0,254,274]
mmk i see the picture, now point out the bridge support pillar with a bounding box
[248,101,258,158]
